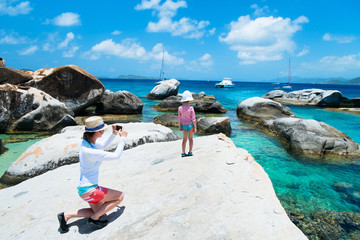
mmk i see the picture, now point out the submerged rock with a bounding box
[146,78,180,100]
[0,84,75,133]
[0,133,307,239]
[194,101,227,113]
[0,123,178,187]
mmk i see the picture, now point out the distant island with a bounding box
[97,74,360,85]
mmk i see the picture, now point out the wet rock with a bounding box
[95,90,144,114]
[25,65,105,114]
[0,84,74,133]
[146,79,180,100]
[197,117,231,136]
[0,67,33,85]
[258,117,360,158]
[194,101,227,113]
[153,114,179,127]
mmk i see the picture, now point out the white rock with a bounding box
[0,133,307,240]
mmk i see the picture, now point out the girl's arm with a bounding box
[191,107,197,132]
[178,107,183,131]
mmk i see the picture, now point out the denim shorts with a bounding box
[181,124,194,131]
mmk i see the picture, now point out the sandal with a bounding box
[187,152,193,156]
[181,153,187,157]
[57,212,69,233]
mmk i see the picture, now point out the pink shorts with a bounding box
[80,186,108,204]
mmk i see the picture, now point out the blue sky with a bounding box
[1,0,359,81]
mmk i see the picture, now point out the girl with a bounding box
[178,90,197,157]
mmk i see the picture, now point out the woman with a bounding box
[178,90,197,157]
[57,116,128,232]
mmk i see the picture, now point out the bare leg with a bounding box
[188,128,194,153]
[64,208,94,222]
[182,130,189,154]
[89,189,124,220]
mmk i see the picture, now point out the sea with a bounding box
[1,79,360,237]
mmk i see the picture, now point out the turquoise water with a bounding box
[1,79,360,216]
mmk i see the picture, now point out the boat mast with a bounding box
[289,58,292,86]
[159,51,165,81]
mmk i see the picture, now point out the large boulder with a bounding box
[237,97,295,121]
[194,101,227,113]
[0,84,75,133]
[263,89,348,107]
[0,123,179,187]
[25,65,105,114]
[95,90,144,114]
[0,134,307,240]
[153,114,179,127]
[152,100,183,112]
[0,67,33,84]
[258,118,360,158]
[197,117,231,136]
[146,79,180,100]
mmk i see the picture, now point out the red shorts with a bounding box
[80,186,108,204]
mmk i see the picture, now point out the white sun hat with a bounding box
[181,90,194,102]
[84,116,108,132]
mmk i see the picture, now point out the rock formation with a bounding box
[263,89,360,108]
[0,67,33,84]
[25,65,105,114]
[258,118,360,158]
[0,84,75,133]
[96,90,144,114]
[146,79,180,100]
[237,96,295,121]
[196,117,231,136]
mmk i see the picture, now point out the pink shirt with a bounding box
[178,104,196,125]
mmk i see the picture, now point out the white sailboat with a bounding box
[156,51,166,85]
[282,59,292,90]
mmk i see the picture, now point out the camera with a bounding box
[116,125,122,131]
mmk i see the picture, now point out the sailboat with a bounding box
[156,51,166,85]
[282,59,292,90]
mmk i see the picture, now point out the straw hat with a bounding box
[84,116,108,132]
[181,90,194,102]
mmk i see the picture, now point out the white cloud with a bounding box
[49,12,81,26]
[87,38,184,65]
[111,30,122,35]
[186,53,214,71]
[0,30,28,44]
[18,45,38,55]
[299,53,360,75]
[219,15,309,64]
[63,46,79,58]
[58,32,74,48]
[297,46,309,57]
[250,4,270,17]
[322,33,355,44]
[135,0,212,39]
[0,0,32,16]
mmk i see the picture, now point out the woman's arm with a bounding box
[83,139,125,162]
